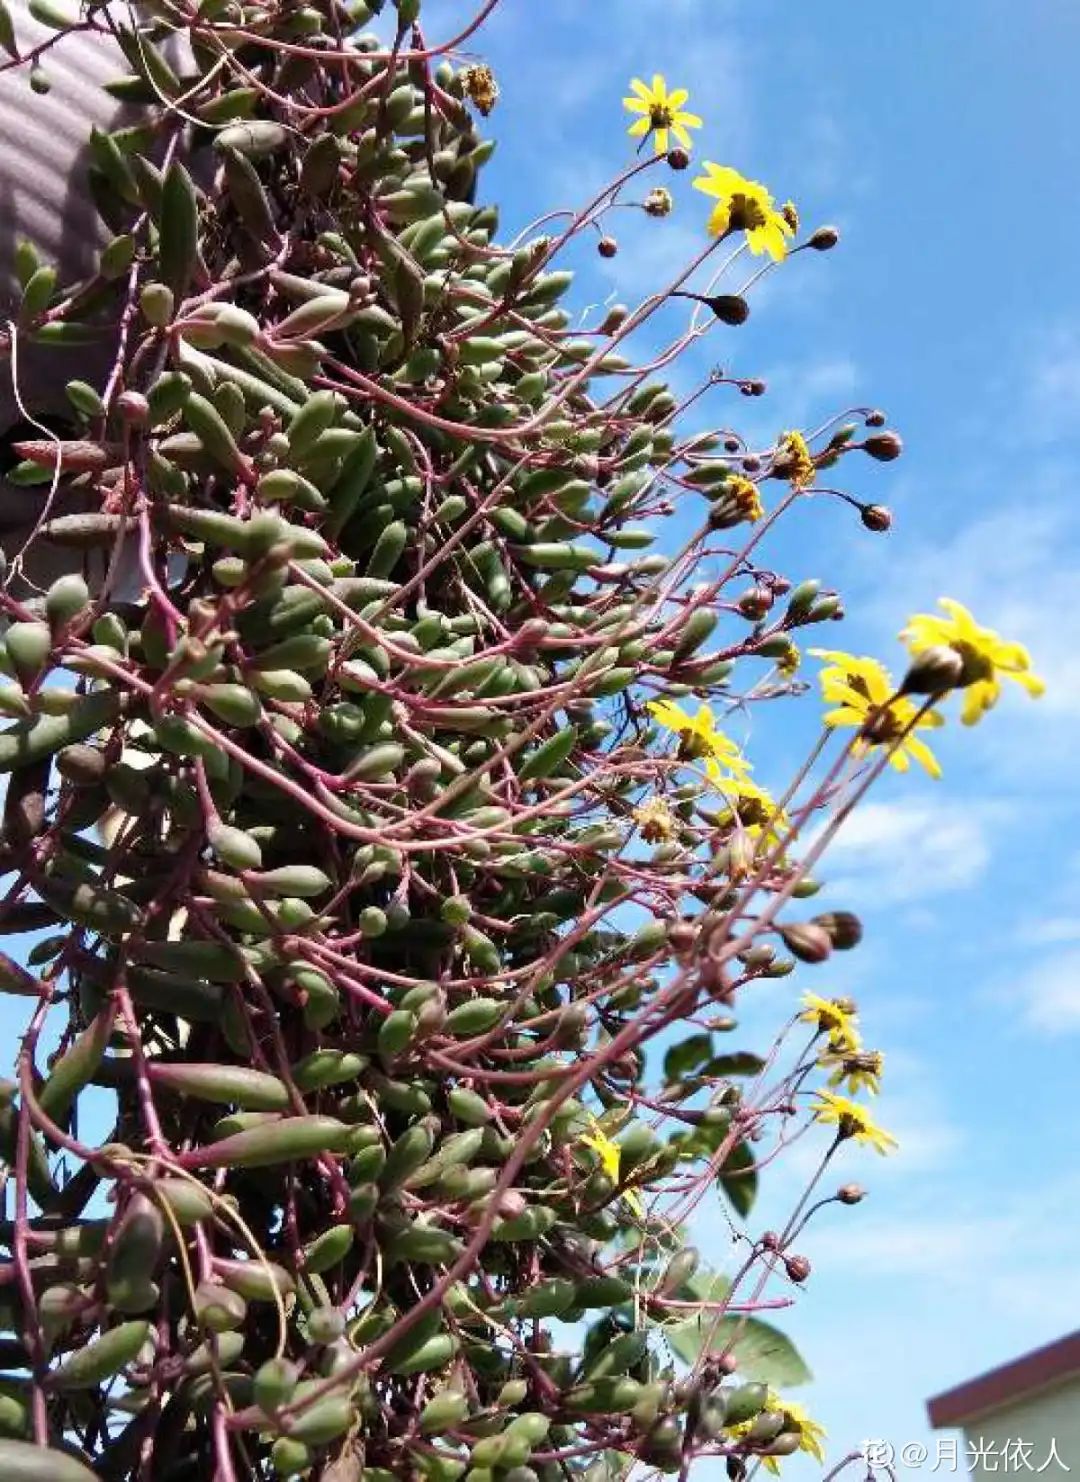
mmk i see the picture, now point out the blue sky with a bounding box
[415,0,1080,1472]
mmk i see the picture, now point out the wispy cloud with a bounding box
[1016,947,1080,1031]
[822,799,994,905]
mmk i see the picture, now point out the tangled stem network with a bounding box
[0,0,1043,1479]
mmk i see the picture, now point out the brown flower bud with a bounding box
[784,1253,811,1283]
[808,225,840,250]
[741,379,767,397]
[597,236,618,259]
[837,1183,866,1205]
[760,1230,781,1251]
[864,430,903,461]
[708,294,750,326]
[861,503,892,532]
[865,408,887,427]
[900,644,966,696]
[737,586,772,621]
[777,922,832,964]
[667,146,690,170]
[811,910,863,951]
[601,303,630,333]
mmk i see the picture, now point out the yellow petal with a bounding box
[677,110,703,128]
[652,72,666,97]
[705,201,731,237]
[628,77,653,101]
[623,97,650,114]
[667,88,689,109]
[627,117,651,137]
[672,123,692,149]
[823,706,864,728]
[904,734,942,779]
[961,680,996,725]
[653,128,669,154]
[938,597,976,634]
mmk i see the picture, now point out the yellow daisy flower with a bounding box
[648,698,750,773]
[799,992,860,1053]
[900,598,1045,726]
[823,1048,884,1097]
[692,163,794,260]
[809,649,944,779]
[623,74,703,155]
[812,1091,897,1154]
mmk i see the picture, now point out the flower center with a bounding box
[728,192,768,232]
[649,104,674,128]
[952,639,995,686]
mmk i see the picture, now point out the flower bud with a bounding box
[667,147,690,170]
[861,503,892,532]
[808,225,840,250]
[737,586,772,621]
[597,236,618,258]
[707,294,750,326]
[865,408,887,427]
[777,922,832,964]
[811,910,863,951]
[784,1253,811,1283]
[864,431,903,461]
[900,644,965,696]
[837,1183,866,1205]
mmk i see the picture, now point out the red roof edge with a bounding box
[927,1331,1080,1429]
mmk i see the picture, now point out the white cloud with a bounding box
[1016,947,1080,1031]
[822,799,993,905]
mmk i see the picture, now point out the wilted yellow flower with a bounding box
[623,74,703,155]
[726,474,763,523]
[823,1048,884,1097]
[800,992,860,1053]
[900,598,1045,725]
[648,698,750,774]
[459,63,499,116]
[633,796,678,843]
[692,163,794,260]
[778,429,816,489]
[813,1090,897,1154]
[780,201,800,234]
[581,1118,645,1217]
[644,186,674,218]
[810,649,943,779]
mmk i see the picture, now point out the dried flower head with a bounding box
[460,63,500,115]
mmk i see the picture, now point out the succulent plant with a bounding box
[0,2,922,1478]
